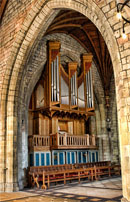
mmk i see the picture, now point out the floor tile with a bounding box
[77,196,88,199]
[0,177,122,202]
[90,198,102,201]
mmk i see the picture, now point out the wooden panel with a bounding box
[39,117,42,135]
[68,121,73,134]
[77,121,80,135]
[81,120,85,135]
[58,120,68,132]
[40,118,50,136]
[73,120,77,135]
[33,118,39,134]
[52,118,58,133]
[28,112,33,136]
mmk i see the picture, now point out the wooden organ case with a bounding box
[28,41,98,167]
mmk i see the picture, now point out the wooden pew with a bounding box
[110,164,121,176]
[73,161,111,169]
[29,164,74,187]
[41,167,94,189]
[94,165,111,180]
[29,167,95,189]
[28,161,121,188]
[94,164,121,180]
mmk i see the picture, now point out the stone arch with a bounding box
[1,0,123,193]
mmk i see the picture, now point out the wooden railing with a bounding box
[28,133,98,151]
[50,133,98,149]
[28,135,50,151]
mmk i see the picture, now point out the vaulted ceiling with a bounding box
[0,2,114,97]
[45,10,113,97]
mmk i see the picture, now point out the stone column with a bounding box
[99,103,111,161]
[0,100,6,192]
[119,89,130,201]
[17,105,28,190]
[5,113,19,192]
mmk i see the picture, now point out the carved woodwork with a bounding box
[28,41,97,152]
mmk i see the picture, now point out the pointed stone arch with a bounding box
[0,0,128,200]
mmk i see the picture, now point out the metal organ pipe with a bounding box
[86,73,89,108]
[88,70,91,108]
[57,56,59,102]
[89,70,92,108]
[70,72,77,106]
[75,72,77,105]
[71,76,73,105]
[86,69,93,108]
[51,62,54,102]
[72,75,75,105]
[90,69,93,108]
[54,58,57,101]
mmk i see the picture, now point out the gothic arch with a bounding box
[0,0,124,194]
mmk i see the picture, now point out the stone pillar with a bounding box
[0,100,6,192]
[18,105,28,190]
[99,103,111,161]
[95,108,102,161]
[117,76,130,201]
[5,113,19,192]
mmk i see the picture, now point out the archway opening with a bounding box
[1,0,124,195]
[25,8,120,191]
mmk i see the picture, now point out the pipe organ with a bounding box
[44,41,94,112]
[28,41,98,167]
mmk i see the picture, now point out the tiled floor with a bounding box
[0,177,122,202]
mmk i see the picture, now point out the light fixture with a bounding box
[116,0,130,39]
[122,22,128,39]
[122,31,127,39]
[117,11,122,20]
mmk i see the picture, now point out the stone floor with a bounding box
[0,177,122,202]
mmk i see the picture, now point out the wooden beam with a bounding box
[0,0,8,22]
[49,16,86,29]
[47,23,82,33]
[52,10,77,24]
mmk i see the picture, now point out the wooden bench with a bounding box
[110,164,121,176]
[28,164,74,187]
[31,168,94,189]
[73,161,111,169]
[28,161,121,188]
[29,164,73,173]
[94,164,121,180]
[94,165,111,180]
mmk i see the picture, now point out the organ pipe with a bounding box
[69,62,78,107]
[53,59,56,101]
[48,42,94,112]
[51,62,54,102]
[57,56,60,102]
[83,53,93,109]
[48,41,60,105]
[90,69,94,108]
